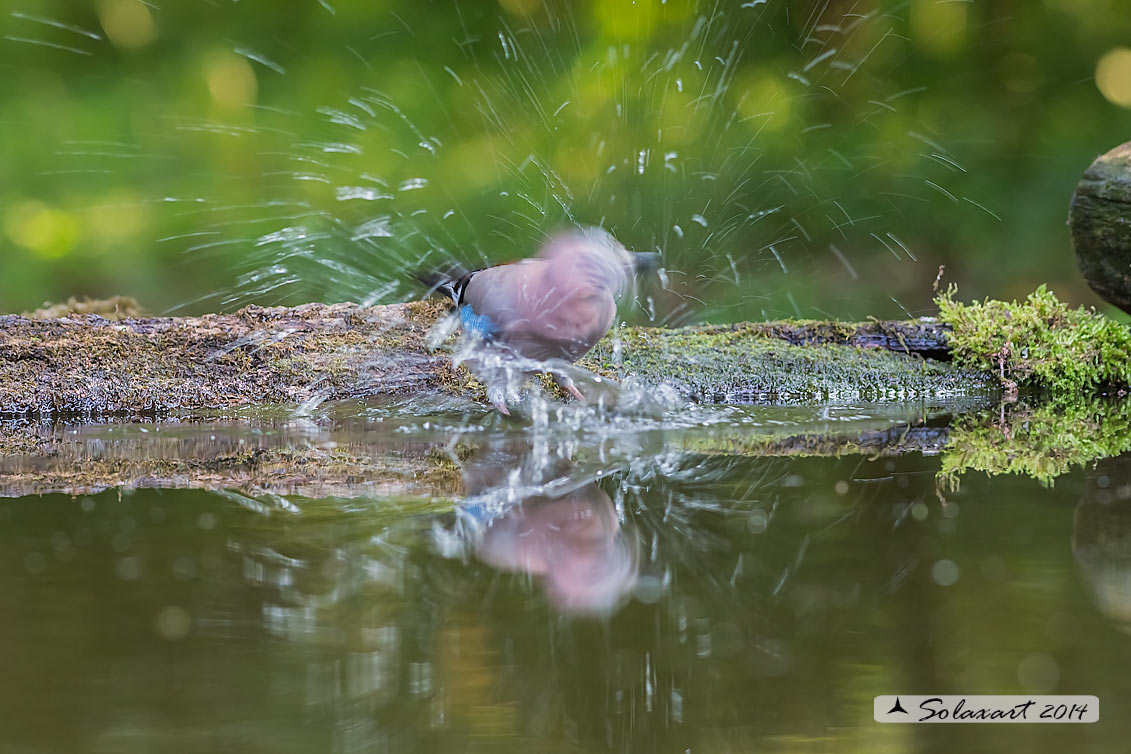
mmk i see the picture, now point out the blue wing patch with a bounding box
[460,305,498,338]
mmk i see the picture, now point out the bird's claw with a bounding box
[486,384,512,415]
[554,374,586,404]
[488,384,517,418]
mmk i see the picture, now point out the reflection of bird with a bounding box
[474,486,640,615]
[419,227,658,413]
[448,440,641,615]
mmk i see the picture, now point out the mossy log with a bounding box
[1070,141,1131,314]
[0,300,989,417]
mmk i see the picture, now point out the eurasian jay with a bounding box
[422,227,657,414]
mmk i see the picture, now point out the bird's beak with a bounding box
[630,252,662,273]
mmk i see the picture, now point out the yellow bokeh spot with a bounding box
[498,0,540,17]
[567,63,617,122]
[97,0,157,50]
[735,71,792,133]
[4,201,81,258]
[656,89,703,146]
[1096,48,1131,108]
[443,135,502,191]
[552,141,601,186]
[84,193,148,246]
[595,0,659,40]
[206,52,258,108]
[910,0,968,59]
[594,0,693,38]
[1044,0,1111,15]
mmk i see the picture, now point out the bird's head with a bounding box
[541,227,659,299]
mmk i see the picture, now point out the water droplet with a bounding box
[351,216,394,241]
[171,556,198,581]
[931,559,959,586]
[115,556,142,581]
[155,606,192,640]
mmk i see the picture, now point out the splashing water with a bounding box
[3,1,998,323]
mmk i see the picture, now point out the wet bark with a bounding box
[724,319,953,359]
[0,300,451,417]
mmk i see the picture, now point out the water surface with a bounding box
[1,399,1128,753]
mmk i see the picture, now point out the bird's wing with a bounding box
[462,256,615,361]
[459,261,541,339]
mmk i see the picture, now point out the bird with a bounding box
[419,227,658,414]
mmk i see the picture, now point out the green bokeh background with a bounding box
[2,0,1130,321]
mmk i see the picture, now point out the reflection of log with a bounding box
[742,425,952,457]
[0,412,959,498]
[1070,141,1131,314]
[0,299,987,417]
[0,417,463,499]
[1074,457,1131,631]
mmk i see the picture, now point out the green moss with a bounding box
[581,322,993,402]
[935,283,1131,486]
[937,284,1131,394]
[939,398,1131,489]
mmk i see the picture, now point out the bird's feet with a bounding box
[554,374,587,404]
[486,383,512,415]
[482,365,589,415]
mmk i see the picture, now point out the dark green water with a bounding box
[2,402,1130,753]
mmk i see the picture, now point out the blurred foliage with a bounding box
[938,284,1131,394]
[2,0,1131,321]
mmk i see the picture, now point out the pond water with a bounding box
[2,398,1130,753]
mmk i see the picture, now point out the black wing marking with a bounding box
[414,265,479,305]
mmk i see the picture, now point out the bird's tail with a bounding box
[414,264,470,304]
